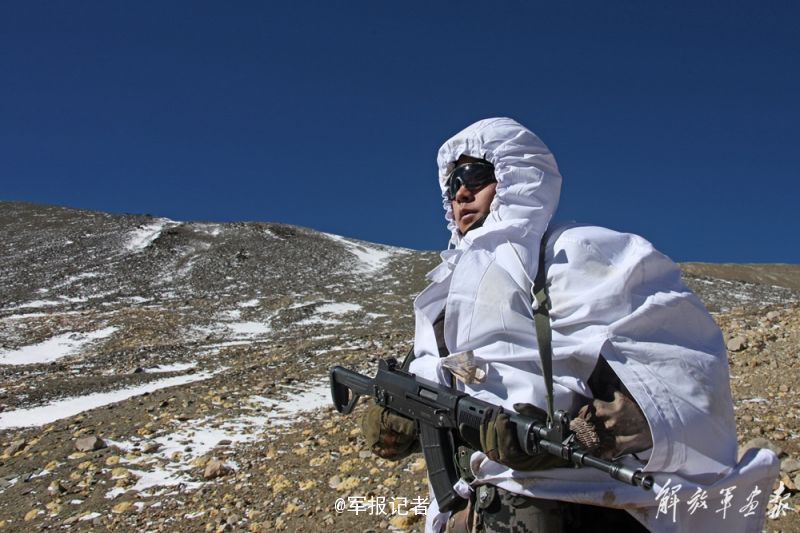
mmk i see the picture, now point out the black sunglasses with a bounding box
[445,161,496,200]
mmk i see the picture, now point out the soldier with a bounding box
[362,118,777,532]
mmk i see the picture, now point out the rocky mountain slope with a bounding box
[0,201,798,531]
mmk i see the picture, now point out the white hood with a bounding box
[419,118,563,360]
[436,117,562,251]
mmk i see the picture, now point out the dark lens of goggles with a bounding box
[446,162,496,199]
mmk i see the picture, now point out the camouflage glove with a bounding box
[479,403,569,470]
[569,390,652,460]
[360,402,419,461]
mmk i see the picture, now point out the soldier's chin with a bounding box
[459,213,475,227]
[458,216,481,235]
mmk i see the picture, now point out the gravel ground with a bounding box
[0,303,797,532]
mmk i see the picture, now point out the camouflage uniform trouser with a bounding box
[446,485,649,533]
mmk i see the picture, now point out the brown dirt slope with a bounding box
[681,263,800,291]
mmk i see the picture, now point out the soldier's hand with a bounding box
[479,403,568,470]
[360,402,419,461]
[569,390,652,460]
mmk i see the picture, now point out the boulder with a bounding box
[203,459,231,480]
[74,436,106,452]
[726,336,748,352]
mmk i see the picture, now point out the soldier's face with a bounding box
[450,155,496,234]
[452,182,496,234]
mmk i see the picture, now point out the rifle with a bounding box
[330,357,653,512]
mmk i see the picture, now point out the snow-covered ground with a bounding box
[296,301,364,326]
[192,312,273,340]
[324,233,397,275]
[250,379,331,426]
[142,362,198,373]
[316,303,362,314]
[125,218,180,253]
[227,322,271,337]
[3,299,63,311]
[0,326,118,365]
[100,380,331,499]
[0,370,216,429]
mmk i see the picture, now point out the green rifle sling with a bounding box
[532,235,555,426]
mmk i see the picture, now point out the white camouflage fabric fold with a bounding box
[409,117,778,532]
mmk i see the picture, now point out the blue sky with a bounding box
[2,1,798,262]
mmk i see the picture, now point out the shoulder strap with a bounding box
[532,234,555,426]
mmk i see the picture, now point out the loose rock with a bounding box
[74,436,106,452]
[203,459,232,480]
[782,457,800,474]
[47,480,67,495]
[112,501,133,514]
[727,336,748,352]
[142,442,161,454]
[3,439,26,456]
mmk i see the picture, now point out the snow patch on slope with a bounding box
[0,326,119,365]
[0,370,216,429]
[324,233,395,275]
[296,301,362,326]
[102,380,330,498]
[125,219,180,253]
